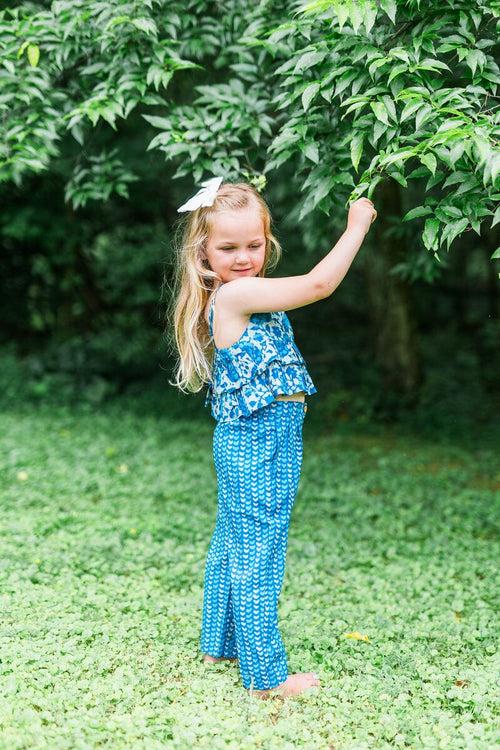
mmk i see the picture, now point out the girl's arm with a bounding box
[220,197,377,316]
[308,198,377,298]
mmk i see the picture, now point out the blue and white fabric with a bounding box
[205,286,317,423]
[200,399,306,690]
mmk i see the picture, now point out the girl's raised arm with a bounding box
[221,198,377,316]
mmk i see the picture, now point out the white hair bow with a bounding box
[177,176,224,213]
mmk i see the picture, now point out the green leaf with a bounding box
[400,101,422,123]
[312,175,335,207]
[275,58,296,76]
[415,104,433,132]
[17,40,29,58]
[388,64,407,84]
[426,171,444,191]
[370,101,389,126]
[302,142,319,164]
[294,50,326,72]
[422,218,440,250]
[27,44,40,68]
[420,153,437,175]
[105,15,131,30]
[465,49,486,77]
[363,3,377,34]
[302,82,320,111]
[418,58,451,73]
[491,205,500,229]
[370,120,386,145]
[334,70,357,97]
[389,171,407,187]
[350,133,364,172]
[348,3,364,34]
[367,175,384,199]
[403,206,433,222]
[442,171,466,189]
[131,18,158,35]
[21,158,47,171]
[442,218,468,249]
[492,154,500,185]
[491,247,500,259]
[368,57,389,77]
[380,0,397,23]
[70,125,84,146]
[455,177,479,196]
[449,141,466,166]
[335,4,349,30]
[440,205,463,219]
[381,149,414,166]
[382,95,397,123]
[142,115,171,129]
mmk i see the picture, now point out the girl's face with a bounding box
[204,207,266,284]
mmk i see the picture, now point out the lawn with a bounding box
[0,394,498,750]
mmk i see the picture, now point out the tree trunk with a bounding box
[364,179,422,405]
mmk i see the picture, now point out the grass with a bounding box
[0,392,498,750]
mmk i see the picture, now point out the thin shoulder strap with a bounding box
[208,286,221,338]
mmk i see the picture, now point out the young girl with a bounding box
[170,179,376,700]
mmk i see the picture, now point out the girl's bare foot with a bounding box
[248,672,320,700]
[203,654,238,663]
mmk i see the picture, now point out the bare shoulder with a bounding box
[207,282,254,349]
[204,283,235,325]
[216,281,251,321]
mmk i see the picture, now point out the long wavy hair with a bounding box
[165,182,282,395]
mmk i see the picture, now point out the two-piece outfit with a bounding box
[200,285,317,690]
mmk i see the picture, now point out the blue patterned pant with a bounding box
[200,399,306,690]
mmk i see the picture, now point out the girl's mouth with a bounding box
[234,268,252,273]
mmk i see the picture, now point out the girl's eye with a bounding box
[221,244,262,250]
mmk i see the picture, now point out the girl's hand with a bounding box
[347,198,377,236]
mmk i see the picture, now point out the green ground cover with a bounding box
[0,396,498,750]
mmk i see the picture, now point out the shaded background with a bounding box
[1,0,499,443]
[1,156,498,441]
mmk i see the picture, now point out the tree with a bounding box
[4,1,498,252]
[2,0,498,395]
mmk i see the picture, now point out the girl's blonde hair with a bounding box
[165,181,282,395]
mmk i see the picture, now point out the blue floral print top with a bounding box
[204,285,317,423]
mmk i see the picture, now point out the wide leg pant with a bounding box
[200,399,306,690]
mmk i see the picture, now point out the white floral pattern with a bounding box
[205,290,317,423]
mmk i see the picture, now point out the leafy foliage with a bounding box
[64,148,139,208]
[219,0,499,259]
[1,0,498,262]
[0,0,203,198]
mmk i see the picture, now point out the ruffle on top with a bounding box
[205,309,317,423]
